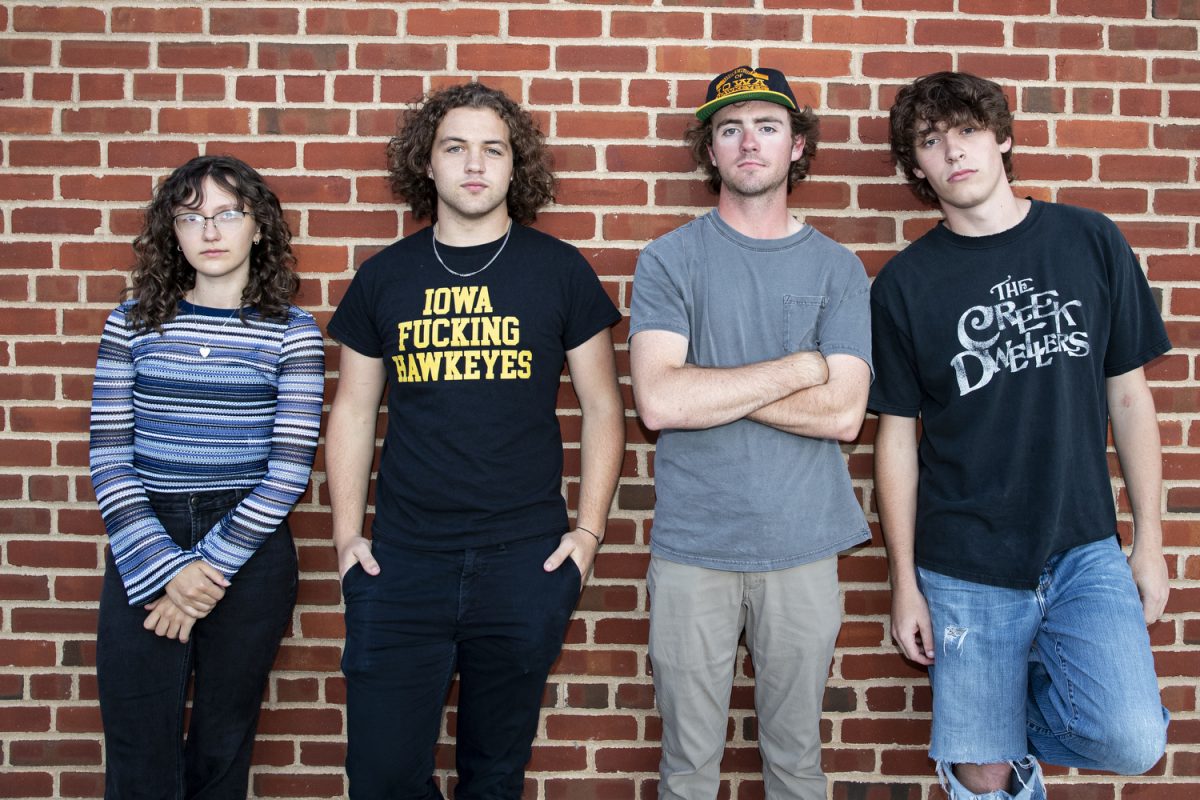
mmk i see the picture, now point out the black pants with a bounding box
[96,489,297,800]
[341,534,581,799]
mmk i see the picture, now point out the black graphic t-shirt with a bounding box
[329,224,620,550]
[869,200,1170,588]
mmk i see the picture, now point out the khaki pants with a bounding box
[648,555,841,800]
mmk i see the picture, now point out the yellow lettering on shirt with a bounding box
[397,285,532,383]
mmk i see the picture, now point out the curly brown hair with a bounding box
[127,155,298,332]
[386,82,555,224]
[889,71,1015,206]
[685,103,820,195]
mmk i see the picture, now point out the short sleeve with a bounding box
[562,250,621,351]
[328,260,383,358]
[867,273,922,418]
[1102,231,1171,377]
[628,245,691,342]
[816,257,873,375]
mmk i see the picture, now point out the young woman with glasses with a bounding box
[89,155,324,798]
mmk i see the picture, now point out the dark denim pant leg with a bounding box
[342,542,461,800]
[453,535,581,800]
[96,490,297,800]
[185,516,297,799]
[341,535,581,800]
[98,546,191,800]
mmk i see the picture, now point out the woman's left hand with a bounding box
[143,596,199,643]
[165,560,230,617]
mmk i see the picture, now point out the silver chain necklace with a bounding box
[186,296,240,358]
[430,221,512,278]
[196,311,239,358]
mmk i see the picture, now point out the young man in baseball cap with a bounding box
[630,66,873,800]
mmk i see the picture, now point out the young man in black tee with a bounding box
[870,71,1170,799]
[326,83,624,799]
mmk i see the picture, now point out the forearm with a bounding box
[874,414,921,591]
[92,435,197,603]
[96,498,199,605]
[193,463,317,575]
[574,398,624,540]
[326,347,387,557]
[747,354,870,441]
[326,406,376,554]
[632,336,828,431]
[1108,369,1164,554]
[562,329,625,539]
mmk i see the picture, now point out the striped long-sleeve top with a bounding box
[89,300,325,605]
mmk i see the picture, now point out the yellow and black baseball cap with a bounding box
[695,66,798,121]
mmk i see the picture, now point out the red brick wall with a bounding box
[1,2,1197,797]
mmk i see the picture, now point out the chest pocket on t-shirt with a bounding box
[783,295,826,352]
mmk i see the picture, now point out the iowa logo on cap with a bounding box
[715,67,771,99]
[696,65,798,120]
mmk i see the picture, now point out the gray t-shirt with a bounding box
[629,211,872,571]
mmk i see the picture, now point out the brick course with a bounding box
[0,2,1196,798]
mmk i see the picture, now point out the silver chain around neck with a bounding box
[195,309,239,358]
[430,221,512,278]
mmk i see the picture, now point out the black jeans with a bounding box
[341,533,581,800]
[96,489,298,800]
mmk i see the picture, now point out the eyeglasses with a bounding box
[173,209,252,232]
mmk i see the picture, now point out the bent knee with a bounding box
[1105,742,1165,776]
[1099,712,1168,775]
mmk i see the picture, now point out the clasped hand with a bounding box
[143,560,230,643]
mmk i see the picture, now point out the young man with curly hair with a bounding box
[871,71,1170,799]
[326,82,624,799]
[629,66,873,800]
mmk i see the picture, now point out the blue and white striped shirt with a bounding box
[89,300,325,605]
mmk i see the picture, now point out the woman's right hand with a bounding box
[143,596,198,643]
[165,560,230,617]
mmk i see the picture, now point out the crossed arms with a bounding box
[629,328,870,442]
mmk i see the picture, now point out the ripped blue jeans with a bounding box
[917,536,1168,799]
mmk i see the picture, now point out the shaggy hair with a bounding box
[685,103,821,195]
[889,71,1016,206]
[386,82,555,224]
[127,155,297,331]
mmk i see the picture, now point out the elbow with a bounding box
[633,393,677,432]
[630,376,663,431]
[636,405,669,432]
[833,420,864,443]
[831,408,866,443]
[581,397,628,445]
[831,392,870,442]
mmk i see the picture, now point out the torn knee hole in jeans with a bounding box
[936,757,1043,799]
[943,625,969,655]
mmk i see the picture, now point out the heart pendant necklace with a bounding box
[196,310,239,358]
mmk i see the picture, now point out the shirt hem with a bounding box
[650,528,870,572]
[627,320,690,343]
[866,400,919,418]
[564,308,622,351]
[916,529,1118,590]
[1104,337,1172,378]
